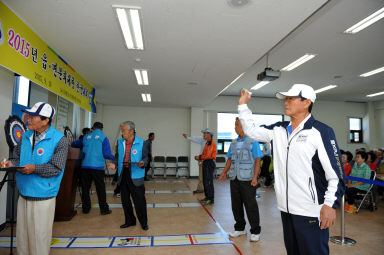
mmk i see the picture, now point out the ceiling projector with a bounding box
[257,67,281,81]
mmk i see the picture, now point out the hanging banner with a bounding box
[0,1,96,113]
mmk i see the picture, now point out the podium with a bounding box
[54,147,80,221]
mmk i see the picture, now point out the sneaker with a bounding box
[200,197,209,202]
[345,204,357,214]
[250,234,260,242]
[193,190,204,194]
[229,230,247,238]
[203,200,214,206]
[116,193,121,198]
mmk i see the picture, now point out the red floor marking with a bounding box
[231,243,243,255]
[183,180,243,255]
[188,234,194,245]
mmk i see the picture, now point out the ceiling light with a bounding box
[114,7,144,50]
[344,7,384,34]
[315,85,338,94]
[134,69,149,85]
[141,93,151,102]
[281,54,316,71]
[359,66,384,77]
[366,91,384,97]
[251,81,270,90]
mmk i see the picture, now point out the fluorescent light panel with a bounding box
[367,91,384,97]
[281,54,316,71]
[134,69,149,85]
[344,7,384,34]
[315,85,337,94]
[141,93,151,102]
[115,7,144,50]
[251,81,270,90]
[359,66,384,77]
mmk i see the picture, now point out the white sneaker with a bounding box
[250,234,260,242]
[229,230,247,238]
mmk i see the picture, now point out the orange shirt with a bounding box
[200,140,217,160]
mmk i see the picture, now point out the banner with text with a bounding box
[0,1,96,113]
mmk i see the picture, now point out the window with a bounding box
[217,112,283,154]
[14,75,30,106]
[349,117,362,143]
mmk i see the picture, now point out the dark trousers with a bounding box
[80,168,109,212]
[345,187,362,204]
[145,157,152,178]
[120,167,148,226]
[230,178,261,234]
[281,212,329,255]
[260,156,272,186]
[202,159,215,201]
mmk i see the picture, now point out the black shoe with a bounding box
[141,225,149,230]
[200,197,208,202]
[144,177,149,181]
[82,208,91,214]
[120,222,136,228]
[100,209,112,215]
[193,190,204,194]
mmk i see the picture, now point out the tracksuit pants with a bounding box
[281,211,329,255]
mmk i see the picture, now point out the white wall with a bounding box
[97,105,191,157]
[206,96,369,153]
[0,66,14,228]
[95,95,381,176]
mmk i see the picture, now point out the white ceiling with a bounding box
[3,0,384,107]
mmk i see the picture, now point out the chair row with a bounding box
[151,156,189,178]
[150,156,227,179]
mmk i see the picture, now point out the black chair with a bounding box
[152,156,166,178]
[177,156,189,178]
[165,156,177,178]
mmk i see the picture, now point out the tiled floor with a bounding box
[1,178,383,254]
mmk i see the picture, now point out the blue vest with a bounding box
[117,136,145,180]
[228,137,255,181]
[17,126,65,197]
[81,129,106,170]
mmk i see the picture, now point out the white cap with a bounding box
[276,84,316,103]
[201,128,214,135]
[22,102,56,119]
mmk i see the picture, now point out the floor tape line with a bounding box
[79,190,192,195]
[183,180,241,255]
[0,233,231,249]
[75,202,202,209]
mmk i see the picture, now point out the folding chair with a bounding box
[355,171,377,213]
[165,156,177,178]
[215,157,226,178]
[152,156,166,178]
[176,156,189,178]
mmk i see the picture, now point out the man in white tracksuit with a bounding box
[238,84,345,255]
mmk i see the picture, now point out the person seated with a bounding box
[345,151,372,213]
[342,151,353,176]
[366,151,377,171]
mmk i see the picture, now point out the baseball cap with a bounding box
[22,102,56,118]
[201,128,214,135]
[276,84,316,103]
